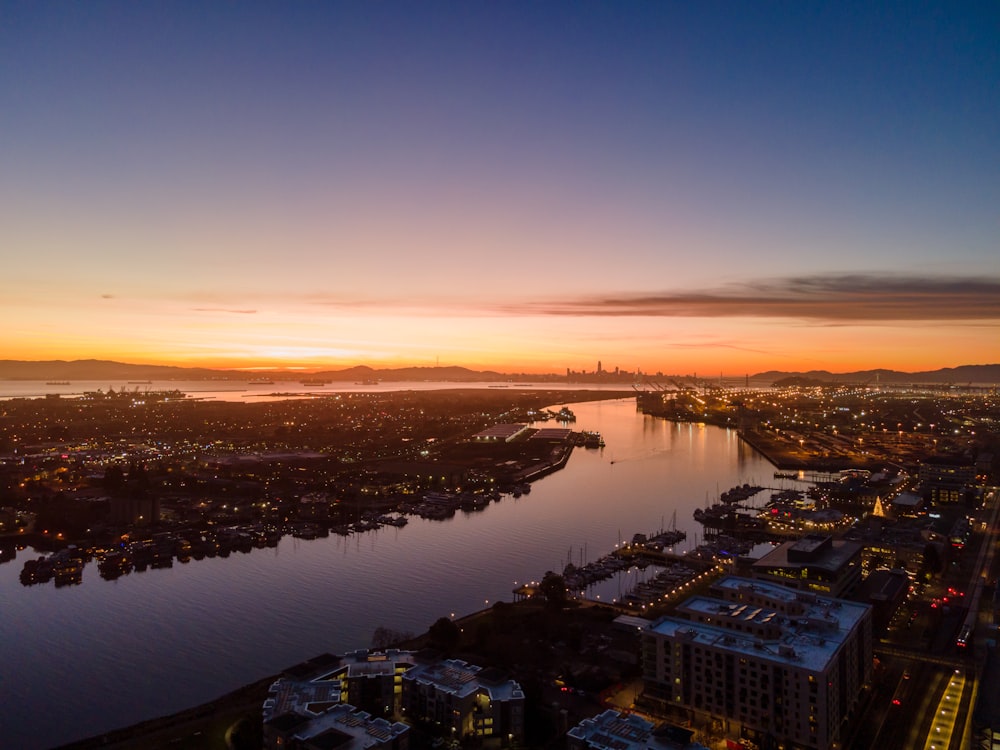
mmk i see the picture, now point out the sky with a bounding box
[1,1,998,376]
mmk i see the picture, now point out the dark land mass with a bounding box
[7,384,998,749]
[3,388,637,747]
[0,358,238,381]
[0,359,514,382]
[637,382,999,476]
[754,363,1000,386]
[1,358,999,385]
[1,387,633,554]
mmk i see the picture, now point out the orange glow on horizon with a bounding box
[2,288,993,377]
[2,345,985,379]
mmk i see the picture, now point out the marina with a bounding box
[0,397,776,749]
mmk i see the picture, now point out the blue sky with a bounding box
[1,2,998,372]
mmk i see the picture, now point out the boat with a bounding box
[45,381,70,385]
[719,483,764,504]
[20,556,55,585]
[98,551,132,580]
[300,379,329,387]
[128,380,153,384]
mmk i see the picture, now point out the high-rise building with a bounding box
[641,576,872,750]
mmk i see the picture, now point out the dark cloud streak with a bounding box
[509,274,1000,322]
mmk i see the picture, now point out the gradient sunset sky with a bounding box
[2,2,998,375]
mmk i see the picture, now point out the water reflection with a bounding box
[0,397,773,749]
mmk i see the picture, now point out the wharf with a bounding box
[612,545,714,572]
[508,443,573,483]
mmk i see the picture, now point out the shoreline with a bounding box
[51,674,278,750]
[51,604,502,750]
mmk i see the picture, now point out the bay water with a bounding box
[0,397,774,749]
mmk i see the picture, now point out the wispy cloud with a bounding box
[192,307,258,314]
[509,274,1000,322]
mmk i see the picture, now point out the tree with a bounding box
[539,571,567,610]
[491,600,513,626]
[427,616,462,653]
[371,626,414,650]
[103,465,125,493]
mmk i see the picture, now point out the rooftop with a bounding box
[266,650,423,722]
[289,704,408,749]
[530,427,574,441]
[471,423,528,441]
[892,491,924,508]
[568,709,657,750]
[752,535,862,573]
[336,649,416,679]
[568,709,707,750]
[263,679,343,722]
[648,577,871,673]
[404,658,524,701]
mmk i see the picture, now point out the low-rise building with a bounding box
[919,456,976,504]
[889,490,925,517]
[750,534,863,597]
[263,703,409,750]
[335,649,417,717]
[853,568,910,633]
[401,658,524,743]
[264,652,524,748]
[472,424,529,443]
[567,709,709,750]
[862,538,928,578]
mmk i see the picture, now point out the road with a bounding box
[864,486,999,749]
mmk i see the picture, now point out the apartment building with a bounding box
[641,576,872,750]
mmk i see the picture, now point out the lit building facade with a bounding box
[750,534,863,597]
[400,658,524,743]
[264,652,524,748]
[641,577,872,750]
[919,457,976,504]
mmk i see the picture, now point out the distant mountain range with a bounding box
[751,364,1000,385]
[0,359,997,385]
[0,359,1000,385]
[0,359,514,382]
